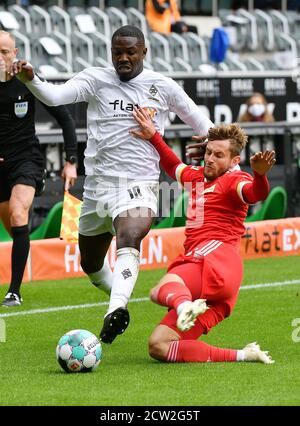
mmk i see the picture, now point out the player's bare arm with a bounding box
[250,150,276,175]
[10,59,35,83]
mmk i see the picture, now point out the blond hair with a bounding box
[208,123,248,157]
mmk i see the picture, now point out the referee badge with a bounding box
[14,101,28,118]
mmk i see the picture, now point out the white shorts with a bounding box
[79,175,159,236]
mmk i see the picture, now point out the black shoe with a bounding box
[100,307,130,344]
[1,292,23,307]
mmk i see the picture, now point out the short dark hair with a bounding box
[112,25,145,45]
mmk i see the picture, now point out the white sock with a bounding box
[176,301,192,316]
[88,256,112,295]
[237,350,246,361]
[107,247,140,315]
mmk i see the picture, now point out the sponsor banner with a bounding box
[177,75,300,124]
[0,218,299,284]
[36,75,300,128]
[241,217,300,259]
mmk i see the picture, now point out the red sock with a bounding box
[156,282,192,311]
[167,340,237,363]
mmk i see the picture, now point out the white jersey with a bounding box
[67,67,213,179]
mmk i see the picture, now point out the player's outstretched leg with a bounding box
[238,342,274,364]
[99,307,130,344]
[176,299,208,331]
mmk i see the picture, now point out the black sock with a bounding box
[8,225,30,296]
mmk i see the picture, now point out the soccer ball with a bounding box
[56,329,102,373]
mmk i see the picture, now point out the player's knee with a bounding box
[80,258,104,275]
[149,286,159,303]
[9,207,28,227]
[148,336,169,361]
[117,227,144,248]
[80,251,104,274]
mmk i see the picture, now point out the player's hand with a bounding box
[250,150,276,175]
[130,107,156,140]
[61,163,77,191]
[0,157,4,163]
[10,60,35,83]
[186,136,208,162]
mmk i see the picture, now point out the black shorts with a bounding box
[0,145,46,203]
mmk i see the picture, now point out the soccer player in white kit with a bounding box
[11,26,213,344]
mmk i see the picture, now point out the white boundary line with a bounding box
[0,279,299,319]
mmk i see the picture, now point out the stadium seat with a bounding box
[30,34,70,76]
[88,7,111,38]
[224,52,248,71]
[237,9,258,51]
[29,5,52,35]
[245,186,288,222]
[51,31,73,72]
[106,7,128,35]
[149,32,174,72]
[167,33,192,72]
[49,5,72,37]
[89,32,112,67]
[270,9,290,34]
[0,221,12,242]
[154,191,189,229]
[0,10,19,31]
[125,7,149,39]
[12,30,31,62]
[254,9,275,51]
[243,57,265,71]
[274,33,298,68]
[71,31,94,71]
[182,32,209,71]
[8,4,32,34]
[218,10,248,52]
[30,201,63,240]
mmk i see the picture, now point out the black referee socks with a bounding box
[8,225,30,297]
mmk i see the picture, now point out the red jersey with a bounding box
[176,164,253,252]
[148,131,270,254]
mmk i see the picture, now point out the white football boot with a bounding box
[243,342,274,364]
[176,299,208,332]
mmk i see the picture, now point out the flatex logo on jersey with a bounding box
[109,99,157,120]
[109,99,139,118]
[14,101,28,118]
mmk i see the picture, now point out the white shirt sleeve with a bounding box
[167,78,214,136]
[25,69,96,106]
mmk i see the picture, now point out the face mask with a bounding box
[248,103,266,117]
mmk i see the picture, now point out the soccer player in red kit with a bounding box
[131,107,275,364]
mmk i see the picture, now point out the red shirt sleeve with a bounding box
[241,172,270,203]
[149,131,182,180]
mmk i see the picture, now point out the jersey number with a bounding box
[127,186,142,199]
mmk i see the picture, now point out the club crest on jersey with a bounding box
[149,84,158,97]
[14,101,28,118]
[203,185,216,194]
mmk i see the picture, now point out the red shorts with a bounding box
[160,241,243,338]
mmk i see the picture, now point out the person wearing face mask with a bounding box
[238,93,275,123]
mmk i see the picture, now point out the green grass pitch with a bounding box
[0,255,299,406]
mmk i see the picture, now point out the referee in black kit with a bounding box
[0,30,78,307]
